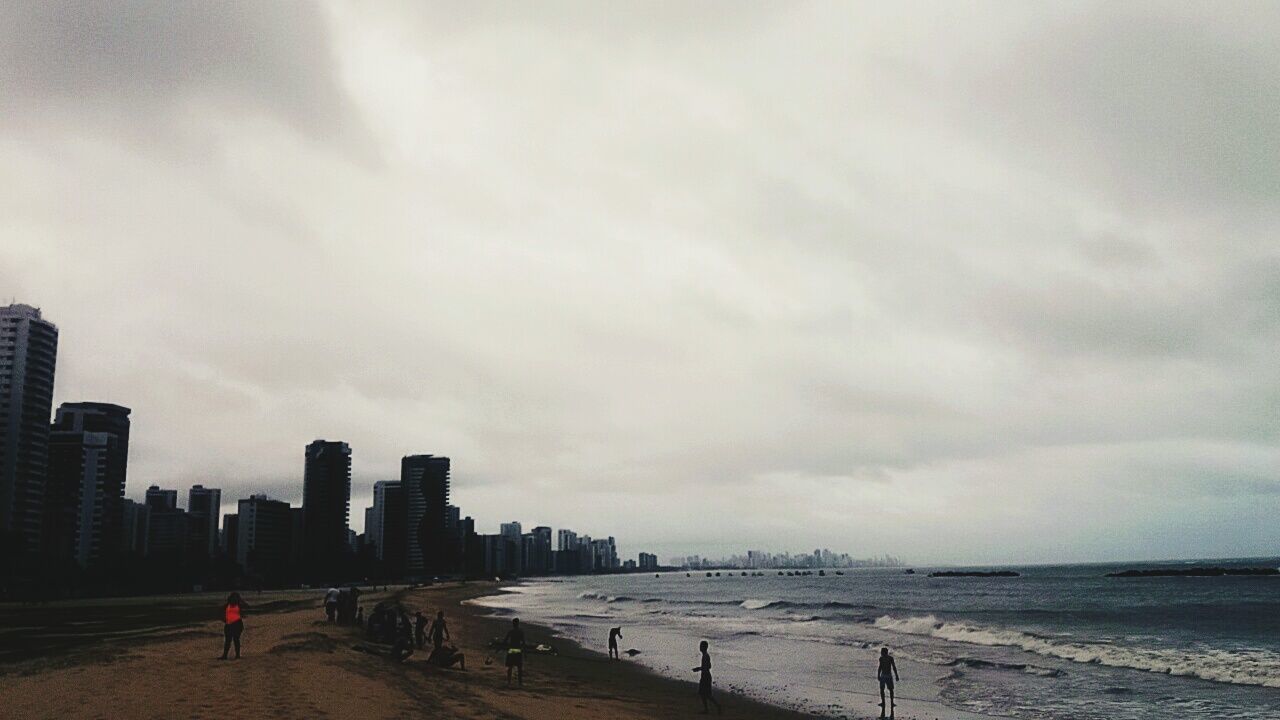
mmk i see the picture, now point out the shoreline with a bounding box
[466,580,999,720]
[0,581,995,719]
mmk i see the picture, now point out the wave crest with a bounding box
[874,615,1280,689]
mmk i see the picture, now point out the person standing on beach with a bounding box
[429,610,450,651]
[414,612,428,649]
[692,640,722,715]
[324,586,340,622]
[504,618,526,687]
[608,626,623,660]
[877,647,900,713]
[220,592,245,660]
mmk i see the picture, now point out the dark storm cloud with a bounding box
[1,2,1277,563]
[0,1,367,150]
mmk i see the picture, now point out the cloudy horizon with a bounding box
[2,1,1277,565]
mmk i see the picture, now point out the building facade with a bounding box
[369,479,406,576]
[44,402,131,569]
[0,304,58,559]
[187,485,221,558]
[237,494,293,577]
[302,440,351,577]
[402,454,453,578]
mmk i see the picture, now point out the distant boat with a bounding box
[706,572,712,577]
[715,572,721,577]
[835,571,844,575]
[686,573,691,577]
[741,571,748,576]
[655,574,660,578]
[778,571,784,576]
[818,570,826,576]
[904,569,915,575]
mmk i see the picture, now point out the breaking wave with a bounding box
[874,614,1280,688]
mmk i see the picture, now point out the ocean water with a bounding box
[471,559,1280,719]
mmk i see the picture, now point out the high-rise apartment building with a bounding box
[402,454,453,578]
[369,480,406,575]
[0,304,58,558]
[144,485,177,512]
[237,494,293,576]
[557,528,578,552]
[188,485,221,558]
[44,402,131,568]
[302,440,351,577]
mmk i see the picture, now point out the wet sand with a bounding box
[0,582,988,719]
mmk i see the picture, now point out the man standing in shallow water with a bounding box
[877,646,900,715]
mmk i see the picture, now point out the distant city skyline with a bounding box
[3,4,1277,565]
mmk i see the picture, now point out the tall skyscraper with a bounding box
[44,402,131,568]
[188,485,221,558]
[557,528,578,552]
[401,454,452,578]
[369,479,406,576]
[302,440,351,577]
[0,304,58,558]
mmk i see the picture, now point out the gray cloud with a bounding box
[1,2,1276,564]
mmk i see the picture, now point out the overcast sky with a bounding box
[2,1,1277,564]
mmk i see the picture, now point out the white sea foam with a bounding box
[874,614,1280,689]
[740,598,777,610]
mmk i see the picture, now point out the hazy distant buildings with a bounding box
[302,440,351,577]
[638,552,658,571]
[44,402,131,568]
[402,454,453,578]
[0,304,58,558]
[188,485,220,558]
[557,529,577,552]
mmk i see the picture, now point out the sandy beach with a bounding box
[0,582,991,720]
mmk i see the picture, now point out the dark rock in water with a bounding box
[928,570,1020,578]
[1106,567,1279,578]
[818,570,825,576]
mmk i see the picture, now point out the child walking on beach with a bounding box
[692,640,723,715]
[220,592,244,660]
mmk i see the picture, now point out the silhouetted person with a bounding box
[692,640,722,714]
[220,592,245,660]
[392,610,415,662]
[428,643,466,670]
[608,626,623,660]
[355,606,365,626]
[414,612,428,649]
[429,610,450,650]
[877,647,900,715]
[504,618,525,687]
[324,586,340,622]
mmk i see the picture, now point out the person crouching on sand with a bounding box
[504,618,526,687]
[220,592,245,660]
[692,640,722,715]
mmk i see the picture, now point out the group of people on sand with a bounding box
[220,592,902,715]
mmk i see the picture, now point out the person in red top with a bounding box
[220,592,245,660]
